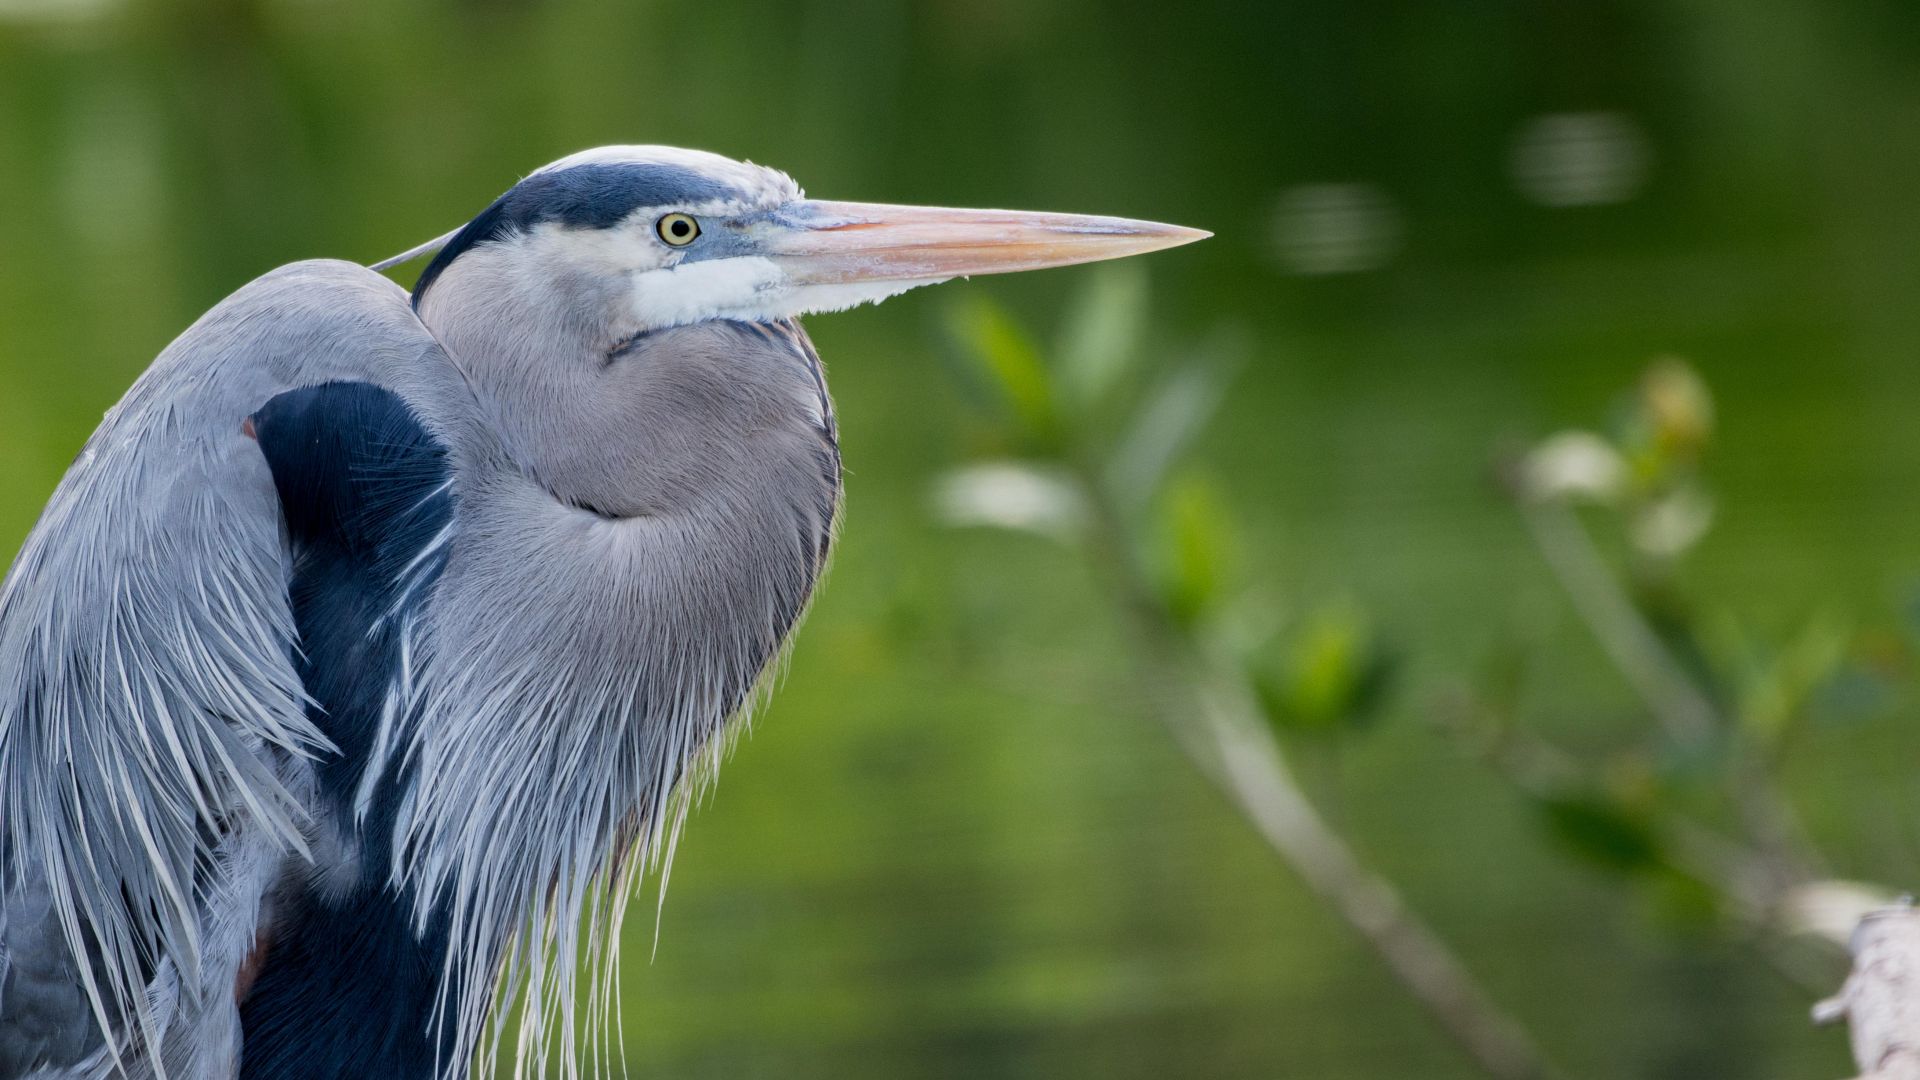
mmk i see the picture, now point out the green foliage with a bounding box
[938,274,1390,741]
[1255,602,1396,735]
[931,240,1913,1080]
[1484,357,1905,952]
[940,272,1243,601]
[1723,611,1854,750]
[1533,789,1665,875]
[1150,471,1238,627]
[939,268,1906,1074]
[944,295,1061,449]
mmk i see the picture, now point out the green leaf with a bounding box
[944,295,1059,444]
[1256,603,1395,734]
[1152,472,1239,626]
[1057,263,1149,411]
[1534,791,1664,875]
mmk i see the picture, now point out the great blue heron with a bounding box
[0,145,1205,1079]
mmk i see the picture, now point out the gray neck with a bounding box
[399,255,842,1074]
[417,249,836,521]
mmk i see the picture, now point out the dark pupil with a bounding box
[670,219,691,238]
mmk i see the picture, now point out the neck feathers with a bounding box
[386,314,840,1076]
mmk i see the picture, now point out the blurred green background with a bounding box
[4,1,1919,1077]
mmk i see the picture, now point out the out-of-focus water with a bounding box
[3,2,1918,1076]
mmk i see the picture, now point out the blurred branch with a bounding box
[1491,361,1920,1070]
[1429,690,1841,996]
[940,276,1915,1080]
[1078,480,1570,1080]
[939,273,1573,1080]
[1515,498,1716,745]
[1513,464,1825,897]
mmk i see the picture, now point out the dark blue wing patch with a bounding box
[247,381,452,827]
[239,382,458,1080]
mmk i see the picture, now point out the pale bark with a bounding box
[1815,903,1920,1080]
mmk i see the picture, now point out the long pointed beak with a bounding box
[759,200,1209,285]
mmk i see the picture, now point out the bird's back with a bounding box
[0,259,473,1078]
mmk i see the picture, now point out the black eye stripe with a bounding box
[410,162,739,305]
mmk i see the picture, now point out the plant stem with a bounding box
[1195,672,1569,1080]
[1077,474,1571,1080]
[1429,690,1838,995]
[1516,500,1716,745]
[1517,499,1825,888]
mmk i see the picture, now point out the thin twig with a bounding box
[1076,479,1571,1080]
[1516,498,1826,888]
[1516,500,1716,745]
[1195,673,1569,1080]
[1428,690,1838,995]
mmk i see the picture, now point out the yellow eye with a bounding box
[656,213,700,247]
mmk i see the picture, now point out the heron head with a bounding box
[391,146,1205,518]
[394,145,1208,337]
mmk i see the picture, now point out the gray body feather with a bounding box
[0,256,839,1077]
